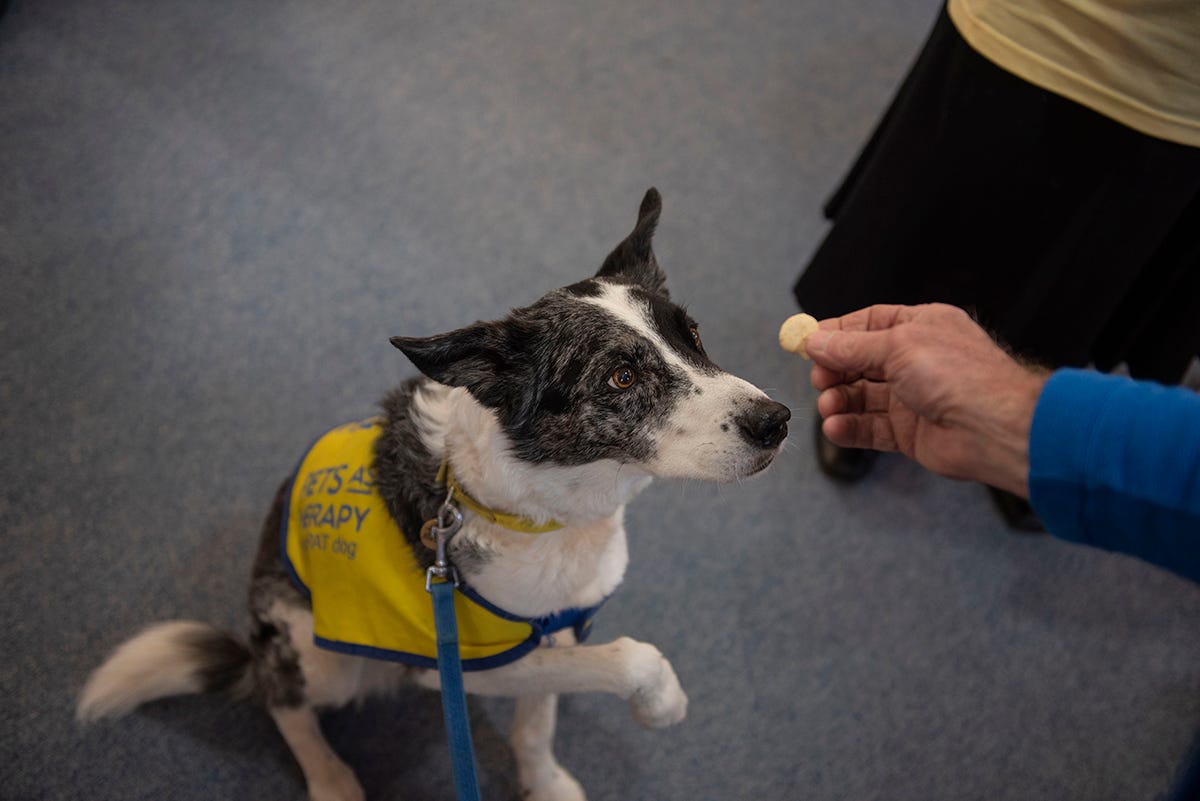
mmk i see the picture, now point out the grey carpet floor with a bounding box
[3,2,1199,800]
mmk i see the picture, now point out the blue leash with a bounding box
[430,579,482,801]
[426,497,482,801]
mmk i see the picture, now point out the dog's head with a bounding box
[392,188,789,483]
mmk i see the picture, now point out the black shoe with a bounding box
[986,486,1045,532]
[813,416,877,482]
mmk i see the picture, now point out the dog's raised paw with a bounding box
[621,639,688,729]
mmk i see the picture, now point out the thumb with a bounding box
[806,328,893,377]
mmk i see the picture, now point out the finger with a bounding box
[805,328,894,380]
[810,362,848,391]
[819,304,920,334]
[817,380,890,417]
[816,385,849,417]
[822,413,900,453]
[809,304,938,388]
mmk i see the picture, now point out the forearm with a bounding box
[1029,369,1200,583]
[958,367,1046,499]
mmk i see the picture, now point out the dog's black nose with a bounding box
[735,399,791,449]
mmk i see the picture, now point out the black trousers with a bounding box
[793,6,1200,383]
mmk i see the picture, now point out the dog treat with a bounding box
[778,313,820,359]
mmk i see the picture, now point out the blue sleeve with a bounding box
[1028,368,1200,583]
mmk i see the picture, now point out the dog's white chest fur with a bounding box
[465,516,631,618]
[411,381,649,617]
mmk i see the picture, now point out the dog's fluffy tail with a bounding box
[76,620,253,722]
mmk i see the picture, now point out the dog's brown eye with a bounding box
[689,325,703,352]
[608,366,637,390]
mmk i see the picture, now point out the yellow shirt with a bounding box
[282,420,601,670]
[949,0,1200,147]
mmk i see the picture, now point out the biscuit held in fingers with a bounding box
[778,313,820,358]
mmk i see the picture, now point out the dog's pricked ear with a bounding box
[596,187,669,298]
[390,321,528,409]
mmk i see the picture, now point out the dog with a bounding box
[77,188,790,801]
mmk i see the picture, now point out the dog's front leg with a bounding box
[511,694,585,801]
[422,636,688,728]
[271,705,365,801]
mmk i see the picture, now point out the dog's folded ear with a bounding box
[596,187,669,298]
[390,320,531,412]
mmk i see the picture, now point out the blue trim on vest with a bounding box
[280,443,314,602]
[277,423,608,667]
[455,584,603,644]
[313,632,543,672]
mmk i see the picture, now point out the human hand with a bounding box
[805,303,1048,498]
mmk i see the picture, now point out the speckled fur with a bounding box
[77,189,791,801]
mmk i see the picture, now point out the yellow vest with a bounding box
[282,420,601,670]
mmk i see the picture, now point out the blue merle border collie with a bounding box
[77,189,790,801]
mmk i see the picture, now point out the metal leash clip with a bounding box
[425,487,464,591]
